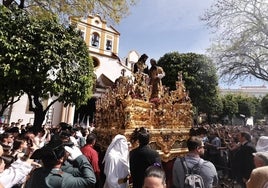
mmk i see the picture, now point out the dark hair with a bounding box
[41,146,65,168]
[31,140,67,168]
[138,127,150,146]
[12,138,26,151]
[144,166,166,186]
[59,130,71,139]
[196,127,208,135]
[81,128,89,137]
[241,131,251,142]
[187,136,203,151]
[86,133,96,144]
[150,58,157,64]
[138,54,148,62]
[0,132,13,142]
[1,155,15,168]
[7,127,20,134]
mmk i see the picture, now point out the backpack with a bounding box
[180,157,205,188]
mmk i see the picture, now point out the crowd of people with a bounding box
[0,120,267,188]
[188,124,268,188]
[0,121,164,188]
[0,56,268,188]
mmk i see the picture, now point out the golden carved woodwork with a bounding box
[94,72,193,162]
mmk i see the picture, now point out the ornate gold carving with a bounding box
[94,71,193,161]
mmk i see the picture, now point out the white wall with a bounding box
[9,94,34,124]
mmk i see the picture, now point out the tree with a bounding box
[261,94,268,115]
[201,0,268,83]
[158,52,221,123]
[0,6,95,128]
[252,97,264,123]
[220,94,238,124]
[0,5,25,116]
[3,0,137,24]
[236,95,256,118]
[236,95,256,125]
[220,93,260,125]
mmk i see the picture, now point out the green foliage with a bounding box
[261,94,268,115]
[220,94,238,121]
[220,93,261,123]
[0,5,95,126]
[4,0,138,24]
[252,97,264,122]
[158,52,221,121]
[235,95,256,118]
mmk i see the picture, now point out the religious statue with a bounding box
[148,58,165,100]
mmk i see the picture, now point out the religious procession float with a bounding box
[94,72,193,162]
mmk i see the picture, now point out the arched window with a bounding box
[92,56,100,68]
[91,32,100,47]
[106,40,112,50]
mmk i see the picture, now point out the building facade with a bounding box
[220,85,268,98]
[2,15,139,126]
[219,85,268,126]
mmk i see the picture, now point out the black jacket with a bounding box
[130,145,161,188]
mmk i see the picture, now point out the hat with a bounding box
[256,136,268,152]
[253,152,268,165]
[30,139,73,160]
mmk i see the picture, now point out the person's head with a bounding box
[121,69,126,76]
[12,138,27,152]
[187,136,205,156]
[253,152,268,168]
[0,132,14,144]
[59,130,72,143]
[143,166,166,188]
[0,145,3,157]
[109,134,128,155]
[238,131,251,143]
[7,127,20,137]
[138,54,148,63]
[256,136,268,152]
[0,155,14,168]
[196,127,208,137]
[25,127,38,139]
[138,127,150,147]
[81,128,89,137]
[86,133,96,145]
[0,157,5,173]
[102,134,129,164]
[31,139,68,169]
[150,58,157,66]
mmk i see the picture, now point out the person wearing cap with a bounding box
[25,139,96,188]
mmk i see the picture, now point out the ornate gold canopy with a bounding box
[94,72,193,162]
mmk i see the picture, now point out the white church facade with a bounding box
[1,15,140,126]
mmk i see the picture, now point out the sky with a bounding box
[115,0,267,88]
[116,0,214,60]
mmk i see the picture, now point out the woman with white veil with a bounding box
[102,134,130,188]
